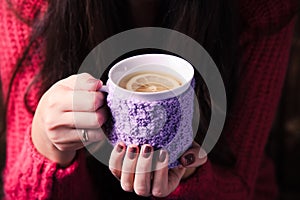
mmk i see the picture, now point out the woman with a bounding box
[0,0,298,199]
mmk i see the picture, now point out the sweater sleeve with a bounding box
[3,127,96,200]
[1,1,97,199]
[154,1,298,200]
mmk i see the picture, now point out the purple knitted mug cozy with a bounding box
[104,81,195,168]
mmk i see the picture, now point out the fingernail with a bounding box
[183,154,195,166]
[116,144,124,153]
[128,146,137,159]
[143,145,152,158]
[159,150,166,162]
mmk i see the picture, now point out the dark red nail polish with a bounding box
[143,146,152,158]
[183,154,195,166]
[116,144,124,153]
[159,150,166,162]
[128,147,137,159]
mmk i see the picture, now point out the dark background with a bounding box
[0,14,299,200]
[270,14,300,199]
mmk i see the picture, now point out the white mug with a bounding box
[101,53,195,168]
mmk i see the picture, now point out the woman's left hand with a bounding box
[108,142,207,198]
[179,141,208,179]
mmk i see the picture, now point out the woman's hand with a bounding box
[32,73,107,167]
[109,141,207,198]
[180,141,207,179]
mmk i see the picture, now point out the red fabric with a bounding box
[0,0,298,199]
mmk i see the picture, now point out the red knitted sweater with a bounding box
[0,0,298,199]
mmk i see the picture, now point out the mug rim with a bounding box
[107,53,194,99]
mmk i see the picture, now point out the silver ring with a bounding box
[82,129,89,143]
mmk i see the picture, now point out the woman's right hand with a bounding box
[31,73,107,167]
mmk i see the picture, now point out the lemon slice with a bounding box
[126,73,181,92]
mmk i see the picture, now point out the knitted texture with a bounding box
[106,81,194,168]
[0,1,96,200]
[0,0,298,199]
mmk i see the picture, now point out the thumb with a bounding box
[180,142,207,168]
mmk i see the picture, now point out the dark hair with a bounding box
[3,0,238,166]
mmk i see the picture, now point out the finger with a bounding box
[58,73,102,91]
[49,109,108,129]
[109,142,126,180]
[180,142,207,168]
[72,91,105,112]
[48,127,105,145]
[74,109,108,128]
[75,73,102,91]
[151,149,169,198]
[134,145,153,197]
[53,141,86,151]
[120,145,139,192]
[167,166,186,192]
[46,87,105,112]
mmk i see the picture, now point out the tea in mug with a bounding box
[118,71,182,92]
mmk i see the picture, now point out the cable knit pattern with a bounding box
[106,81,194,168]
[0,0,298,199]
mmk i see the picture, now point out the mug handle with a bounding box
[99,85,109,93]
